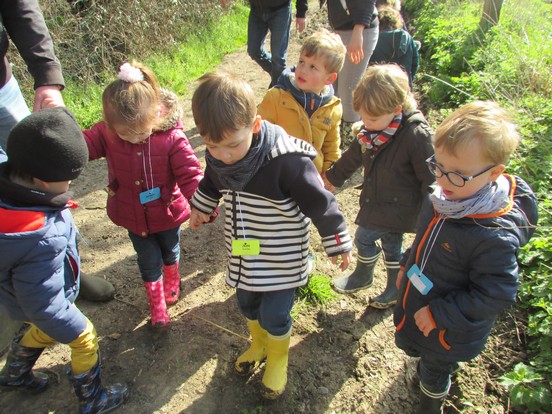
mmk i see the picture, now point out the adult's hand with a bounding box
[296,17,306,33]
[347,24,365,64]
[33,86,64,111]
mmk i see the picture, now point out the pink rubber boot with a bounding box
[163,263,181,306]
[144,280,170,329]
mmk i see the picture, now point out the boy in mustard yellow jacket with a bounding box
[258,29,346,173]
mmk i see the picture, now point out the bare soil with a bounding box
[0,3,524,413]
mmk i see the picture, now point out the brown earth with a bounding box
[0,3,523,413]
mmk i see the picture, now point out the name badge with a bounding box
[139,187,160,204]
[407,264,433,295]
[232,239,260,256]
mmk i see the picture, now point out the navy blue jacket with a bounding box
[394,175,538,362]
[0,162,87,344]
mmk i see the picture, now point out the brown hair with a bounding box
[353,64,416,115]
[191,72,257,143]
[433,101,520,165]
[378,7,404,31]
[102,60,160,133]
[376,0,401,11]
[300,29,346,74]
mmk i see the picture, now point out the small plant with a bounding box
[296,272,337,306]
[499,362,552,412]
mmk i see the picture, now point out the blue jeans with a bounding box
[0,76,31,149]
[247,1,291,87]
[236,287,295,336]
[395,332,458,397]
[128,227,181,282]
[355,225,403,264]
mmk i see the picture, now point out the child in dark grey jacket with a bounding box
[323,64,434,309]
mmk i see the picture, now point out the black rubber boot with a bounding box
[70,360,129,414]
[0,334,48,393]
[332,251,381,294]
[369,264,399,309]
[417,388,445,414]
[79,273,115,302]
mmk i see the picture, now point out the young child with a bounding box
[370,7,419,86]
[323,64,434,309]
[189,72,353,399]
[0,108,129,413]
[393,101,538,413]
[83,61,203,329]
[257,28,346,173]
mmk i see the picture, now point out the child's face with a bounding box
[112,123,153,145]
[33,178,71,194]
[433,142,504,201]
[359,107,402,131]
[295,53,337,95]
[203,116,261,165]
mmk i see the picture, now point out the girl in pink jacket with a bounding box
[83,61,203,329]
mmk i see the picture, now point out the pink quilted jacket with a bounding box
[83,120,203,237]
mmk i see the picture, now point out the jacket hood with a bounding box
[154,88,182,132]
[263,121,318,161]
[377,30,410,59]
[275,67,334,117]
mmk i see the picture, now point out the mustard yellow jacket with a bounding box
[258,87,342,173]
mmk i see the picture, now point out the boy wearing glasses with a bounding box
[394,101,538,413]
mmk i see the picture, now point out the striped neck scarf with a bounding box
[357,113,402,153]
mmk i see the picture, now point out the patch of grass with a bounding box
[296,272,338,306]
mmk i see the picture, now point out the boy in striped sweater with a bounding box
[190,72,353,399]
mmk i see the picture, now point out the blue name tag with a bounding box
[407,264,434,295]
[139,187,160,204]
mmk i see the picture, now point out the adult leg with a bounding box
[266,2,292,87]
[247,6,273,76]
[0,76,31,149]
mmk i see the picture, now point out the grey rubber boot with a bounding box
[369,263,399,309]
[332,251,381,293]
[79,273,115,302]
[70,360,129,414]
[0,334,48,393]
[417,387,445,414]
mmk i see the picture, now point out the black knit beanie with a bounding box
[6,107,88,182]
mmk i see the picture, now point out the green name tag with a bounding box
[232,239,260,256]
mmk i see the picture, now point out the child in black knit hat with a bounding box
[0,107,129,414]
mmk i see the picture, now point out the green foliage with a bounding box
[296,272,337,306]
[499,363,552,412]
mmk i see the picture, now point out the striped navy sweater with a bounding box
[192,122,353,292]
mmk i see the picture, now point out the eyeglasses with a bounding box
[425,155,496,188]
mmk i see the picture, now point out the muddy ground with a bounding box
[0,2,524,413]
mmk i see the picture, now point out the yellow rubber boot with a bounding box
[235,319,267,375]
[260,330,291,399]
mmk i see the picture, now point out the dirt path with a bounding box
[0,2,516,413]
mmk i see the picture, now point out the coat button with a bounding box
[393,197,398,202]
[366,198,370,203]
[141,232,147,237]
[135,180,140,185]
[137,152,142,156]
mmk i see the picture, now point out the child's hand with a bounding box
[414,305,437,337]
[321,172,335,192]
[190,208,211,230]
[331,251,352,271]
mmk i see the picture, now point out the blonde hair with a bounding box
[301,29,346,74]
[191,72,257,142]
[434,101,520,165]
[102,60,160,132]
[353,64,416,115]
